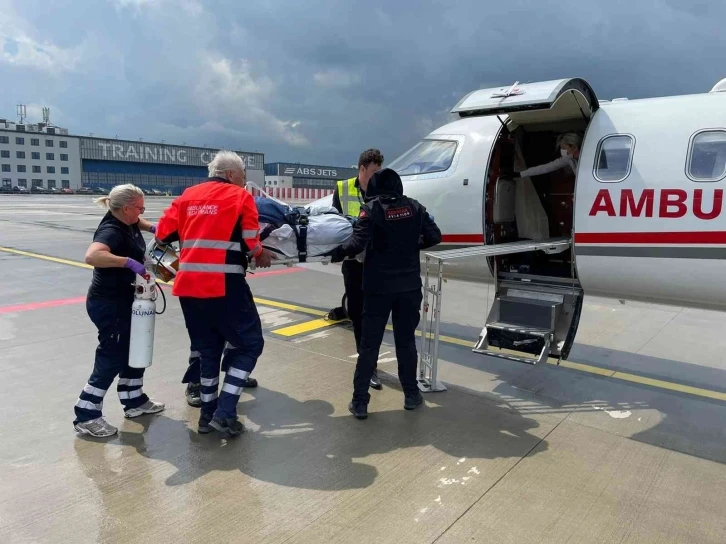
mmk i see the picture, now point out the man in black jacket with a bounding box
[330,148,384,390]
[331,168,442,419]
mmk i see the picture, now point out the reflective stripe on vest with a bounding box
[180,239,242,251]
[178,263,246,274]
[248,242,262,257]
[337,177,361,216]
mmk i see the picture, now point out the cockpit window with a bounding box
[687,130,726,182]
[387,140,458,176]
[594,134,634,183]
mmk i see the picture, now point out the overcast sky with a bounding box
[1,0,724,167]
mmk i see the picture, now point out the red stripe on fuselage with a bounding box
[441,234,484,244]
[575,232,726,245]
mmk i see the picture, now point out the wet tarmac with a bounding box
[1,195,725,543]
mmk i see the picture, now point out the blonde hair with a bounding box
[557,132,583,150]
[93,184,145,211]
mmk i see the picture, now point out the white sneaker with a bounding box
[124,399,165,418]
[74,417,118,437]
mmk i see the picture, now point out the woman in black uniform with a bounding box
[73,184,165,437]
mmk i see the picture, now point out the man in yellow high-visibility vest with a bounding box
[331,148,384,389]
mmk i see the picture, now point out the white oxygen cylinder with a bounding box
[128,261,157,368]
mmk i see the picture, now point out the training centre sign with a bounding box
[80,138,264,170]
[276,163,357,179]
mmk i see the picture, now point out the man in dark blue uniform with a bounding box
[331,168,441,419]
[183,348,257,407]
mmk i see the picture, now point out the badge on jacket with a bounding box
[385,206,413,220]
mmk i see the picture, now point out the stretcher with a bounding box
[145,240,335,281]
[145,184,349,281]
[249,181,353,266]
[248,254,333,271]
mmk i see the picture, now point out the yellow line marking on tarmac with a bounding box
[272,320,474,345]
[0,246,93,270]
[3,245,726,403]
[256,299,327,317]
[489,346,726,400]
[273,317,346,337]
[406,326,473,348]
[0,246,323,317]
[610,371,726,401]
[555,359,615,377]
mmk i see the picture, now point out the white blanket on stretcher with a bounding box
[261,213,353,259]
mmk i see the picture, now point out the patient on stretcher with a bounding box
[255,196,355,261]
[147,195,359,278]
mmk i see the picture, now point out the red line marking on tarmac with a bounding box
[0,269,305,312]
[0,296,87,315]
[156,266,303,289]
[248,267,304,278]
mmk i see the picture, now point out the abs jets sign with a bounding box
[276,163,358,179]
[280,164,340,178]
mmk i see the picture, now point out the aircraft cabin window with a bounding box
[594,135,634,183]
[387,139,458,176]
[687,130,726,182]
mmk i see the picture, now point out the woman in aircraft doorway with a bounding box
[514,132,582,179]
[510,132,582,275]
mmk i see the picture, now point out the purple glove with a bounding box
[124,258,146,276]
[150,224,157,234]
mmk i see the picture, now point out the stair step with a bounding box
[498,295,561,331]
[472,322,553,365]
[487,322,552,336]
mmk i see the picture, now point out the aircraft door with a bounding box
[453,78,601,364]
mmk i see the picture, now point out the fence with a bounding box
[247,186,335,201]
[75,184,337,200]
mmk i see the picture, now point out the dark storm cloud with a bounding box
[1,0,724,167]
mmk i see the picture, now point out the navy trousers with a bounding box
[182,351,201,384]
[74,297,149,424]
[182,344,234,384]
[179,281,264,420]
[353,290,423,404]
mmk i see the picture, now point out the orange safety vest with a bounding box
[156,178,262,298]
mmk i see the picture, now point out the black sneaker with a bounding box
[242,377,258,388]
[186,383,201,407]
[369,371,383,390]
[209,416,245,437]
[348,401,368,420]
[198,412,213,434]
[404,392,424,411]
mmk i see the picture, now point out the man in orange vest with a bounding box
[156,150,272,437]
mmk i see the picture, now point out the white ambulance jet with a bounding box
[314,77,726,365]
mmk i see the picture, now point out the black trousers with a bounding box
[74,297,149,424]
[353,289,423,404]
[342,259,364,352]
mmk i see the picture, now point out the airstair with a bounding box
[417,237,574,393]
